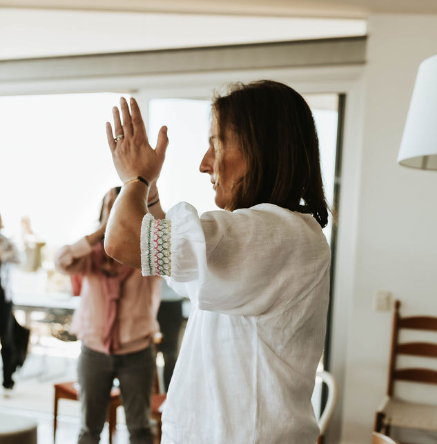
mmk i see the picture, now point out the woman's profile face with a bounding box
[200,116,247,210]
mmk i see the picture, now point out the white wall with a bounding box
[340,14,437,444]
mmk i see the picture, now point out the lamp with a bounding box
[398,54,437,170]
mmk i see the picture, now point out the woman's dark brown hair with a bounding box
[98,186,121,224]
[213,80,329,228]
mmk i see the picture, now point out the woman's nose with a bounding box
[199,148,214,174]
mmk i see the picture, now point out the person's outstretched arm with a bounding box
[56,189,116,274]
[104,96,168,268]
[55,226,103,276]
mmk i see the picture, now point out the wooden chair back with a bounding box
[387,300,437,397]
[372,432,400,444]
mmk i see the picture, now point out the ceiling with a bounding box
[1,0,436,60]
[2,0,437,18]
[0,9,366,60]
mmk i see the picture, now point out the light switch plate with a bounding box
[374,291,392,311]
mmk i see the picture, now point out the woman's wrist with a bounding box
[123,178,150,199]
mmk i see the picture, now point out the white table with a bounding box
[12,292,81,380]
[13,292,80,327]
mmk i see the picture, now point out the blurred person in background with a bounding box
[0,213,29,397]
[55,188,161,444]
[20,216,46,272]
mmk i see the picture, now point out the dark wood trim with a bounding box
[323,93,346,372]
[321,93,346,419]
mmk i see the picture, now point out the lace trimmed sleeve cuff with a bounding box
[141,213,172,277]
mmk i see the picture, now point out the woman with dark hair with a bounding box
[104,80,331,444]
[55,188,161,444]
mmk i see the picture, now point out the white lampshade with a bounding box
[398,54,437,170]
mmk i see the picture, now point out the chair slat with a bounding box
[394,368,437,384]
[399,316,437,331]
[397,342,437,358]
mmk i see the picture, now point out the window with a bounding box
[148,98,215,216]
[0,92,129,295]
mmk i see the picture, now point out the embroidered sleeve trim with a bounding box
[141,213,172,277]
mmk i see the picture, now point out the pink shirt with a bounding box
[55,237,161,355]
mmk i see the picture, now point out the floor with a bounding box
[0,336,160,444]
[0,404,132,444]
[1,389,159,444]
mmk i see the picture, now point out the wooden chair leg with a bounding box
[374,411,385,432]
[157,418,162,443]
[108,404,117,444]
[53,390,59,443]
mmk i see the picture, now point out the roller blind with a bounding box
[0,36,366,83]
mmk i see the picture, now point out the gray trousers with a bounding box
[77,344,155,444]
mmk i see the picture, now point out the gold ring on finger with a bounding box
[115,134,124,142]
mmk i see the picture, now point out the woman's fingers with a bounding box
[106,122,116,152]
[112,107,123,139]
[130,97,148,144]
[155,126,169,162]
[107,98,165,184]
[120,97,133,138]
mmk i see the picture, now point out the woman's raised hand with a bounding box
[106,97,169,184]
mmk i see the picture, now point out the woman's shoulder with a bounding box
[232,204,330,257]
[165,201,297,221]
[234,203,322,231]
[165,201,328,248]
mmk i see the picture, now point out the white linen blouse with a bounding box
[141,202,330,444]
